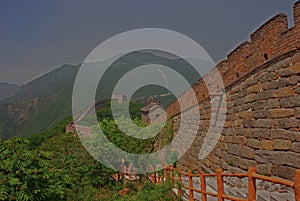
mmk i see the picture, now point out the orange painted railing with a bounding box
[139,165,300,201]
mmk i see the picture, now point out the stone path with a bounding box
[171,174,296,201]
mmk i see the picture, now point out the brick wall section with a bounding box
[167,1,300,117]
[167,1,300,180]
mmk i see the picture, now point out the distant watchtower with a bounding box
[141,101,167,125]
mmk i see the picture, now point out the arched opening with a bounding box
[264,53,269,61]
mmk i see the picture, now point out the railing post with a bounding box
[170,164,174,186]
[216,169,224,201]
[248,167,257,201]
[188,170,194,201]
[295,169,300,201]
[200,171,207,201]
[164,166,168,181]
[178,168,183,198]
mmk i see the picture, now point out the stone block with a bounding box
[265,98,280,109]
[268,108,295,118]
[252,128,270,138]
[256,119,279,128]
[273,139,291,150]
[280,96,300,107]
[291,142,300,153]
[270,129,295,140]
[277,118,299,128]
[242,119,256,128]
[272,165,295,180]
[246,83,262,94]
[295,107,300,118]
[257,164,272,176]
[252,100,266,110]
[227,144,241,155]
[225,136,247,145]
[240,146,255,159]
[261,139,273,150]
[238,111,253,119]
[247,138,260,149]
[239,158,257,170]
[274,87,295,98]
[253,110,268,118]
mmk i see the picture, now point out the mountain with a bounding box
[0,64,80,139]
[0,51,212,139]
[0,83,20,101]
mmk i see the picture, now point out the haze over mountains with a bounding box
[0,51,212,139]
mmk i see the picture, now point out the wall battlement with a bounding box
[166,1,300,180]
[167,1,300,116]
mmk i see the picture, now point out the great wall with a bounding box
[166,1,300,181]
[69,2,300,200]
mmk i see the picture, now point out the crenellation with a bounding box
[167,2,300,117]
[294,0,300,26]
[167,1,300,180]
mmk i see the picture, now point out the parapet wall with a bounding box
[167,1,300,116]
[167,1,300,180]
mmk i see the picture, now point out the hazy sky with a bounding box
[0,0,295,84]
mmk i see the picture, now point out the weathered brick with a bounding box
[246,83,262,94]
[296,132,300,142]
[258,72,274,82]
[255,150,300,169]
[252,128,270,138]
[240,146,255,159]
[278,64,300,77]
[291,142,300,153]
[273,87,295,97]
[268,108,295,118]
[272,165,294,180]
[223,153,240,167]
[237,90,247,98]
[262,81,288,90]
[280,96,300,107]
[227,144,240,155]
[218,142,227,151]
[238,111,253,119]
[240,128,252,137]
[253,110,268,118]
[265,99,280,109]
[277,118,299,128]
[244,94,258,103]
[261,140,273,150]
[239,158,257,170]
[256,91,276,100]
[247,138,260,149]
[288,75,300,85]
[242,119,256,128]
[225,136,247,144]
[241,103,251,110]
[256,119,279,128]
[273,139,291,150]
[257,164,272,176]
[270,129,295,140]
[296,107,300,118]
[251,100,266,111]
[234,119,242,127]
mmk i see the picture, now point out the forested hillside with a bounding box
[0,102,177,201]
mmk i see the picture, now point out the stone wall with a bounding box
[168,1,300,180]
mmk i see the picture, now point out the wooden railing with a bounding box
[123,164,300,201]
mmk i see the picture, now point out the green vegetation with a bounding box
[99,180,180,201]
[0,101,178,200]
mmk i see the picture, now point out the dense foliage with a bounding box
[0,101,178,200]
